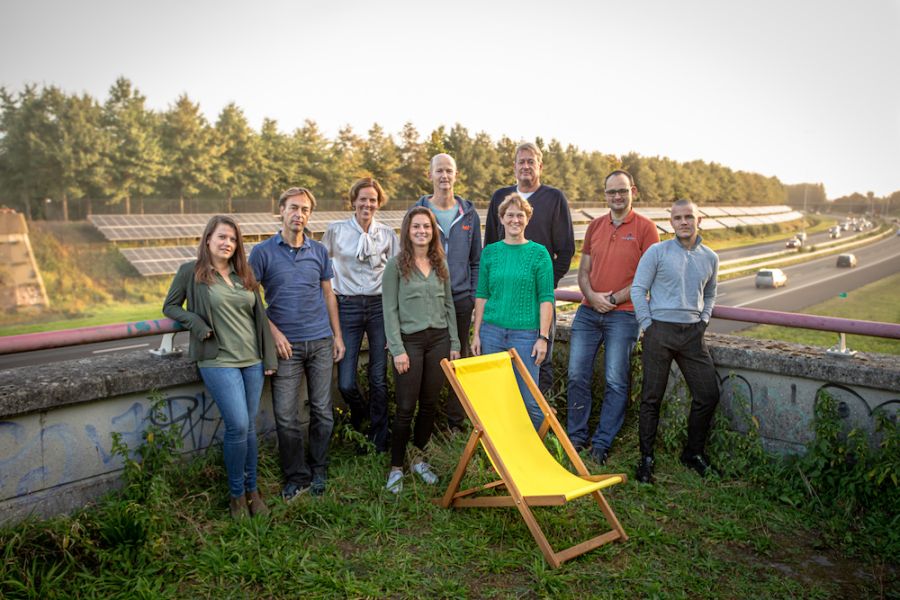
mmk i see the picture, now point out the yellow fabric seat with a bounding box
[454,353,622,502]
[437,350,629,568]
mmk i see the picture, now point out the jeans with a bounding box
[337,294,389,451]
[391,328,451,467]
[566,306,639,451]
[198,362,264,498]
[444,296,474,428]
[638,320,720,457]
[271,337,334,486]
[479,321,544,430]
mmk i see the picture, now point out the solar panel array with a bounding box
[92,204,802,277]
[121,244,259,276]
[89,213,280,241]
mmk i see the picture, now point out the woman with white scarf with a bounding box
[322,178,399,452]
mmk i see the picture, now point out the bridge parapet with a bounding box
[1,330,897,523]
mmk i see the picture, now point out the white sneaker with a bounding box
[386,470,403,494]
[412,461,439,485]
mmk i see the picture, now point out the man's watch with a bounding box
[538,334,551,343]
[608,294,618,306]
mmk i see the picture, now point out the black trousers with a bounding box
[638,320,720,457]
[444,296,474,428]
[391,328,451,467]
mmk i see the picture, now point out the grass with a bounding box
[0,303,165,336]
[736,271,900,355]
[1,358,896,599]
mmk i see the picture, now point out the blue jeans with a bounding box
[271,337,334,486]
[199,362,264,498]
[479,321,544,430]
[337,295,389,451]
[566,306,639,451]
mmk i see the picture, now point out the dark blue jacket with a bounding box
[413,195,481,303]
[484,184,575,288]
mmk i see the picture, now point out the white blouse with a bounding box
[321,217,399,296]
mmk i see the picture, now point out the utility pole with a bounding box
[802,186,808,235]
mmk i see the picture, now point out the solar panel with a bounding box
[634,208,672,220]
[102,204,804,276]
[697,218,725,230]
[89,213,279,241]
[698,206,728,217]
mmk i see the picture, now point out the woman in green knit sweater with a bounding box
[382,207,461,493]
[471,193,555,430]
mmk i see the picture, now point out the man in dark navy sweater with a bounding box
[484,142,575,393]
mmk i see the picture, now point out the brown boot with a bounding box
[229,494,249,519]
[246,490,270,517]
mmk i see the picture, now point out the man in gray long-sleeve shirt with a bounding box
[631,199,720,484]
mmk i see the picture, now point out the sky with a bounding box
[1,0,899,199]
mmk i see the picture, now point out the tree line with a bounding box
[2,77,815,220]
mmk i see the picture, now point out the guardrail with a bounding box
[0,319,183,355]
[2,293,899,357]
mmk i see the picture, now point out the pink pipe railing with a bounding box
[555,289,900,339]
[0,319,182,355]
[2,292,899,356]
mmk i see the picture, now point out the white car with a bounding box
[755,268,788,288]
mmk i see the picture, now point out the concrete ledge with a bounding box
[0,350,199,419]
[706,333,900,393]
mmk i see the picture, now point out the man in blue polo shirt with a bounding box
[249,187,345,500]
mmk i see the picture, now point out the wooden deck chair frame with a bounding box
[436,348,628,568]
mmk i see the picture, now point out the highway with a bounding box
[2,234,897,369]
[709,234,900,334]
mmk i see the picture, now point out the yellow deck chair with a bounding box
[437,349,628,568]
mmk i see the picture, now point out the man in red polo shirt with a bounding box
[566,170,660,463]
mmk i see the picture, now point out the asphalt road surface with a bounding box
[709,234,900,334]
[2,235,897,369]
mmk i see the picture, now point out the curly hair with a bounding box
[194,215,259,291]
[396,207,448,282]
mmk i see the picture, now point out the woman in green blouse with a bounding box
[471,193,555,430]
[163,215,277,518]
[382,207,460,493]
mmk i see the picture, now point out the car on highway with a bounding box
[755,268,788,288]
[828,226,841,239]
[785,238,802,249]
[836,253,858,268]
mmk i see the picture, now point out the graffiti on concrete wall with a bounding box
[0,384,248,502]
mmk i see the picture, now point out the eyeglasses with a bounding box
[605,188,631,197]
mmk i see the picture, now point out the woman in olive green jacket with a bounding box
[163,215,276,519]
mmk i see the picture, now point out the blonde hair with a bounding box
[498,193,533,220]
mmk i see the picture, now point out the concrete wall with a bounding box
[0,351,276,523]
[0,211,49,309]
[1,329,898,523]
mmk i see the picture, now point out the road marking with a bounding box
[731,251,900,308]
[93,343,149,354]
